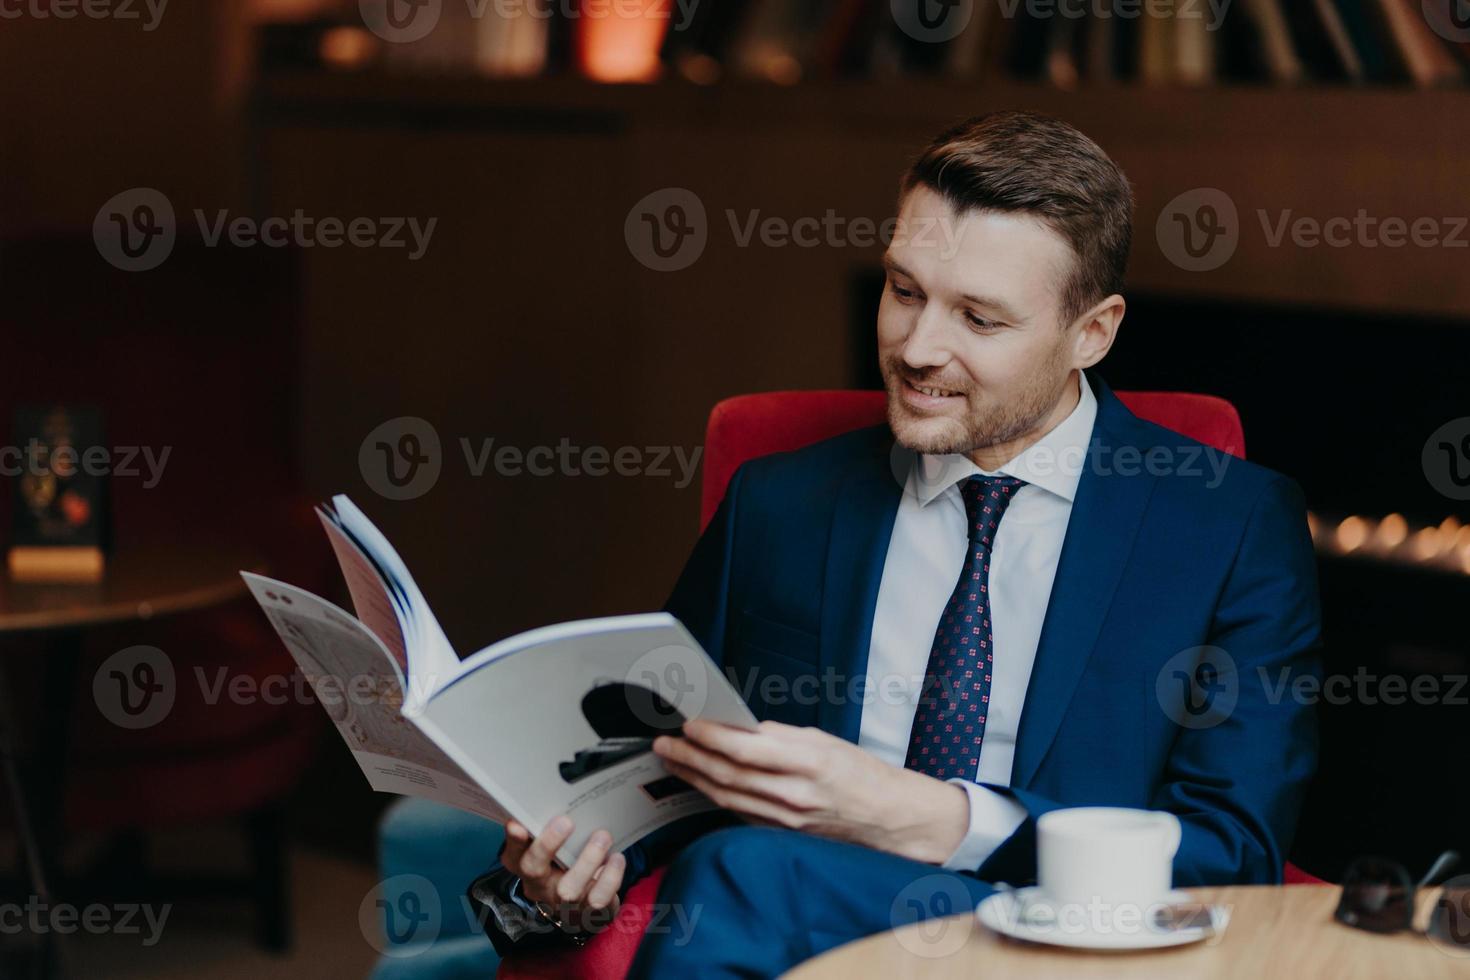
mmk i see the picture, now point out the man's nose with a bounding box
[901,307,953,371]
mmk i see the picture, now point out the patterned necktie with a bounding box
[904,474,1025,781]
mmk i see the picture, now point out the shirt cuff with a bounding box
[941,779,1027,871]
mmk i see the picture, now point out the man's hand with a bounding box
[500,816,624,933]
[653,719,970,865]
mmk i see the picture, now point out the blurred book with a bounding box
[1139,6,1177,84]
[1007,4,1053,79]
[730,0,833,82]
[8,406,107,583]
[1313,0,1366,81]
[1241,0,1306,83]
[1174,7,1218,85]
[1332,0,1397,81]
[944,0,1000,78]
[1045,12,1084,89]
[811,0,878,77]
[1283,0,1353,80]
[1084,10,1116,82]
[1374,0,1464,86]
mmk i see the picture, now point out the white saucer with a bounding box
[975,887,1229,951]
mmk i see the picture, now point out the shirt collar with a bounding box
[909,371,1097,507]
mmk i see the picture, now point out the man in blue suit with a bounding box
[490,110,1321,978]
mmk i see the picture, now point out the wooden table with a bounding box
[785,885,1468,980]
[0,545,262,979]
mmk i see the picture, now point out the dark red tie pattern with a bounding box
[903,474,1024,781]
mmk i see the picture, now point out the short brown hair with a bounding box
[901,110,1133,326]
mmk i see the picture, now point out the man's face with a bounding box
[879,186,1082,458]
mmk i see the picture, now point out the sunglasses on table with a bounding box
[1334,850,1469,950]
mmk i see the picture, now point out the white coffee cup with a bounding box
[1036,807,1181,912]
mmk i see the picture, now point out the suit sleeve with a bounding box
[975,476,1323,886]
[620,463,751,886]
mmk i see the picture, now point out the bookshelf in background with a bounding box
[261,0,1470,89]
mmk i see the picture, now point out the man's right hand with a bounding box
[501,815,626,934]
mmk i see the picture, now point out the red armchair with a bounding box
[502,387,1317,979]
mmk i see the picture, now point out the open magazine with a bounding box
[241,495,757,865]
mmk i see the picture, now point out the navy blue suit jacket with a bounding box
[646,377,1321,887]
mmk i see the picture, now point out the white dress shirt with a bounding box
[858,372,1097,871]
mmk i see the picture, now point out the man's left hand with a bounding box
[653,719,970,865]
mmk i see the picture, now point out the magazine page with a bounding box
[329,495,464,700]
[241,572,509,824]
[315,506,409,675]
[414,613,757,867]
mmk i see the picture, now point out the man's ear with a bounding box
[1070,294,1126,370]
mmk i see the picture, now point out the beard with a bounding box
[882,347,1071,457]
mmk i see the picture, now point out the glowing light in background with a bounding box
[1312,511,1470,576]
[577,0,671,82]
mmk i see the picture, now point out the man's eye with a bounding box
[965,312,1000,331]
[890,281,918,301]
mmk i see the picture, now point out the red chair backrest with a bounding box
[700,388,1246,529]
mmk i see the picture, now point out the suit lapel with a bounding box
[817,458,902,744]
[1010,383,1158,788]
